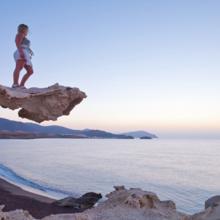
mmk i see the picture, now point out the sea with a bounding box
[0,138,219,214]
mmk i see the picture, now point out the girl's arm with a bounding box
[15,34,25,59]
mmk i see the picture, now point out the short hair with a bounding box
[17,24,29,33]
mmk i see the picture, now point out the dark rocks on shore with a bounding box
[205,195,220,209]
[53,192,102,209]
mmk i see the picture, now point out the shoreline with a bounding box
[0,177,83,218]
[0,174,59,200]
[0,177,54,203]
[0,177,219,219]
[0,180,219,220]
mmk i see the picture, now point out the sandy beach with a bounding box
[0,177,82,218]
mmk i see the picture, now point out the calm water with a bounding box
[0,138,219,214]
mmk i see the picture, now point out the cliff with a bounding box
[0,84,87,123]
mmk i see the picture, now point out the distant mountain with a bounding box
[0,118,133,139]
[0,118,82,134]
[81,129,133,139]
[121,130,158,139]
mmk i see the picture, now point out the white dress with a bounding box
[14,37,33,66]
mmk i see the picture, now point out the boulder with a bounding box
[53,192,102,209]
[113,185,126,191]
[0,83,86,123]
[205,195,220,209]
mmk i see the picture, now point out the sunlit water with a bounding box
[0,138,219,214]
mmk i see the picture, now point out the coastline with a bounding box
[1,139,220,219]
[0,174,59,200]
[0,177,82,218]
[0,176,220,220]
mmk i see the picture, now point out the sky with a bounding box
[0,0,220,138]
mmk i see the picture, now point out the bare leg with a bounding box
[20,65,33,86]
[13,60,25,85]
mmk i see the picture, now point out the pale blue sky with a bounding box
[0,0,220,138]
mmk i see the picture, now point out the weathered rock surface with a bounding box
[0,84,86,123]
[43,186,189,220]
[53,192,102,209]
[1,186,220,220]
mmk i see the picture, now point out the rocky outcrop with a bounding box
[0,84,86,123]
[43,186,189,220]
[1,187,220,220]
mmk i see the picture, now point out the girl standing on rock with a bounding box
[12,24,34,89]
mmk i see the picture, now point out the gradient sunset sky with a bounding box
[0,0,219,138]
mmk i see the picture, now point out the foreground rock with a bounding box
[1,186,220,220]
[0,186,189,220]
[0,84,86,123]
[66,186,188,220]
